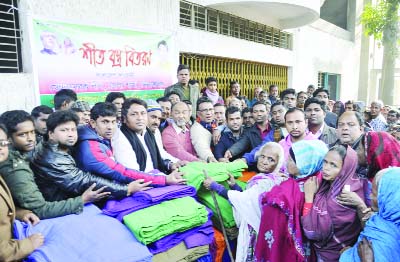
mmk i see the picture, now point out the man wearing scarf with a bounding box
[190,97,218,162]
[112,98,173,173]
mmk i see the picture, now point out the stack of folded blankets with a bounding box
[103,185,214,261]
[179,161,248,190]
[180,161,248,239]
[13,204,152,262]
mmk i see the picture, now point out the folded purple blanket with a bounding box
[148,208,214,254]
[102,185,197,221]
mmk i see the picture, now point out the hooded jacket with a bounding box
[74,125,166,185]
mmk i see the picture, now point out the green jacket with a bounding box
[0,149,83,219]
[164,82,199,117]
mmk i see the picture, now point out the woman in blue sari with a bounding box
[340,167,400,262]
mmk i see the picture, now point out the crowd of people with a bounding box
[1,63,400,262]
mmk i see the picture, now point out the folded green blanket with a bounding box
[123,197,208,244]
[180,161,248,190]
[197,181,246,228]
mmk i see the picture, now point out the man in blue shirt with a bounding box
[214,106,244,162]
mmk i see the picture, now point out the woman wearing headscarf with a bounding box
[255,140,328,262]
[302,145,365,261]
[336,131,400,219]
[340,167,400,262]
[203,142,286,262]
[363,131,400,179]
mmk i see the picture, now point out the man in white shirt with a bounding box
[112,98,176,173]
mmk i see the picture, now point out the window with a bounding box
[194,5,206,30]
[318,72,341,100]
[207,9,218,33]
[0,0,22,73]
[180,0,292,50]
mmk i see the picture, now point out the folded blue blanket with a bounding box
[13,204,152,262]
[103,185,197,221]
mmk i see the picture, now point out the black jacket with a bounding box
[30,142,128,201]
[324,111,338,128]
[228,124,274,157]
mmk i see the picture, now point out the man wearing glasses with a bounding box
[190,97,218,162]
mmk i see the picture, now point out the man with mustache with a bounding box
[145,100,181,166]
[279,108,317,164]
[162,101,199,162]
[75,102,175,185]
[224,101,274,164]
[190,97,218,162]
[304,97,337,145]
[214,106,244,162]
[112,98,185,181]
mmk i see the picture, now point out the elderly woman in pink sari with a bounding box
[302,145,365,262]
[203,142,286,262]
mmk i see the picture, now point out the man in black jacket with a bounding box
[224,102,274,161]
[30,110,157,202]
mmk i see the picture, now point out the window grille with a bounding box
[0,0,22,73]
[180,1,192,27]
[194,5,206,30]
[318,72,326,88]
[180,53,288,100]
[219,14,231,36]
[207,9,218,33]
[180,0,292,50]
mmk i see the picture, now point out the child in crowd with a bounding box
[202,77,224,106]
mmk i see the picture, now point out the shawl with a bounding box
[365,131,400,179]
[255,178,306,262]
[197,119,217,133]
[204,89,223,105]
[254,140,328,262]
[120,124,166,172]
[302,146,364,261]
[340,167,400,262]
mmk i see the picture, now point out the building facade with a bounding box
[0,0,382,112]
